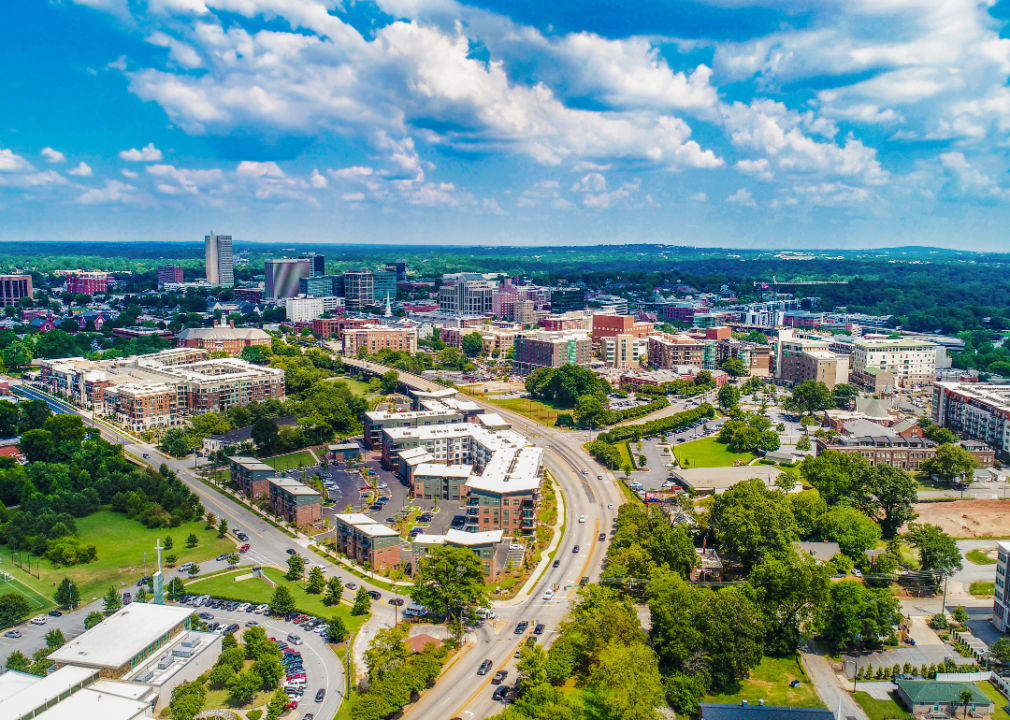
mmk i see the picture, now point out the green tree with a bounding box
[159,428,190,458]
[243,626,276,660]
[799,450,867,505]
[3,341,33,371]
[665,672,708,715]
[351,586,371,616]
[747,550,831,654]
[785,380,834,415]
[188,563,200,576]
[84,611,104,629]
[326,616,348,643]
[516,643,549,691]
[186,532,198,548]
[253,655,284,687]
[380,369,400,393]
[589,641,666,720]
[574,394,607,428]
[285,553,305,580]
[164,535,174,549]
[165,553,178,566]
[53,577,80,608]
[707,479,798,570]
[241,345,273,364]
[832,384,860,409]
[5,649,30,672]
[44,627,66,649]
[720,357,748,377]
[167,576,186,600]
[960,689,974,720]
[102,586,122,615]
[208,663,236,689]
[19,429,55,463]
[169,681,206,720]
[905,523,963,577]
[796,434,812,451]
[816,506,883,558]
[266,688,289,720]
[306,566,326,594]
[718,384,741,411]
[790,489,828,538]
[819,581,901,651]
[922,444,978,483]
[226,669,262,706]
[461,332,484,358]
[364,624,410,682]
[858,463,919,538]
[226,553,240,567]
[269,585,296,616]
[324,576,343,606]
[218,517,228,538]
[410,545,490,640]
[990,637,1010,665]
[251,417,280,454]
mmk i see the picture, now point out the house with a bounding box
[894,680,993,719]
[327,441,363,462]
[405,634,443,654]
[793,541,841,563]
[892,418,924,438]
[693,547,723,582]
[698,703,835,720]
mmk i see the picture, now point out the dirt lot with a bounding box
[909,499,1010,538]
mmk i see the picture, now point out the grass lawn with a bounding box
[675,436,755,469]
[616,441,634,469]
[978,681,1010,720]
[853,691,911,720]
[704,656,824,708]
[263,450,318,471]
[11,509,234,609]
[966,549,997,565]
[970,581,995,597]
[463,391,568,428]
[326,376,372,397]
[185,567,368,634]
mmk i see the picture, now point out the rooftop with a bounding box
[268,477,322,496]
[895,680,992,705]
[48,603,194,669]
[0,666,99,720]
[24,688,150,720]
[853,338,937,349]
[445,528,505,545]
[698,704,835,720]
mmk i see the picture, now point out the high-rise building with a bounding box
[205,233,234,286]
[0,274,32,307]
[851,338,937,388]
[993,541,1010,632]
[438,273,495,315]
[157,265,185,287]
[300,253,325,276]
[385,258,407,281]
[264,258,311,300]
[373,270,396,305]
[550,287,586,313]
[343,270,374,310]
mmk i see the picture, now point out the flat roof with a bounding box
[415,463,472,478]
[673,466,784,492]
[446,528,504,545]
[853,338,936,349]
[48,603,194,669]
[335,513,379,526]
[476,413,510,428]
[28,688,150,720]
[334,514,399,537]
[268,477,320,496]
[229,456,274,472]
[0,666,99,720]
[0,670,42,703]
[411,534,446,545]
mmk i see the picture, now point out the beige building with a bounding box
[775,330,849,389]
[601,334,647,368]
[514,299,536,327]
[343,324,418,355]
[850,337,936,388]
[175,324,271,356]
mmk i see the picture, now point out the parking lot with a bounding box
[624,417,727,492]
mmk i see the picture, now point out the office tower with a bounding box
[373,270,396,305]
[205,233,234,286]
[343,270,374,310]
[0,275,32,306]
[385,259,407,282]
[438,273,495,315]
[300,253,325,276]
[264,258,312,300]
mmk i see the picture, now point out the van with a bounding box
[475,607,495,620]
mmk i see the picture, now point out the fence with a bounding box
[937,671,992,683]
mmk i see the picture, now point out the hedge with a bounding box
[599,403,716,443]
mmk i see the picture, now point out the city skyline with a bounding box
[3,1,1010,249]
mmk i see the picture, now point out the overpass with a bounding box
[341,356,451,394]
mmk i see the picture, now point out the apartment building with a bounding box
[37,348,285,431]
[739,299,799,326]
[513,330,592,374]
[229,456,276,499]
[0,274,32,307]
[312,317,339,338]
[343,324,418,355]
[661,303,708,324]
[363,406,465,450]
[933,382,1010,457]
[648,333,706,369]
[175,324,271,356]
[601,334,647,368]
[157,265,184,286]
[591,314,654,340]
[514,299,536,327]
[67,271,113,295]
[333,514,401,571]
[268,476,322,526]
[442,325,520,356]
[411,529,506,582]
[717,337,772,376]
[284,296,325,323]
[850,338,937,388]
[541,313,592,332]
[775,330,849,389]
[815,434,936,471]
[993,540,1010,632]
[438,273,496,315]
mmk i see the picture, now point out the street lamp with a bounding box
[845,660,858,694]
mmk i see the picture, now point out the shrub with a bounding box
[248,712,263,720]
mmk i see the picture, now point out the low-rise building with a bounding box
[228,456,276,499]
[334,513,401,571]
[175,324,271,356]
[268,476,322,526]
[692,548,723,582]
[284,296,326,323]
[412,529,507,581]
[815,433,936,470]
[850,338,937,388]
[343,324,418,355]
[513,330,592,374]
[327,441,362,461]
[894,680,993,720]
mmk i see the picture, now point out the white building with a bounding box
[850,338,937,388]
[994,541,1010,632]
[600,334,647,368]
[285,296,326,323]
[204,232,233,287]
[438,273,496,315]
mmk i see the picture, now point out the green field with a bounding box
[9,509,235,609]
[185,567,368,633]
[675,436,755,468]
[966,549,997,565]
[471,394,569,428]
[325,376,372,396]
[704,656,824,708]
[977,681,1010,720]
[263,450,319,471]
[0,572,55,614]
[853,691,911,720]
[970,581,995,597]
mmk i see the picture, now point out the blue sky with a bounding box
[3,0,1010,249]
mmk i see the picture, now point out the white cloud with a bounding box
[122,169,139,178]
[0,149,33,173]
[735,158,773,181]
[939,152,1010,200]
[309,169,328,189]
[341,192,365,201]
[726,188,757,207]
[147,31,203,68]
[41,148,66,163]
[517,180,564,208]
[236,161,285,179]
[147,163,224,195]
[689,192,707,201]
[67,162,93,177]
[570,172,637,208]
[482,198,505,214]
[119,143,163,162]
[77,179,136,204]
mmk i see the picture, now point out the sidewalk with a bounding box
[800,641,870,720]
[497,471,566,607]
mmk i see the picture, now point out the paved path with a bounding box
[800,642,871,720]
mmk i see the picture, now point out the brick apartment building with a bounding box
[229,457,276,499]
[591,314,654,340]
[648,333,706,368]
[158,265,185,287]
[334,514,401,571]
[343,325,418,355]
[67,272,114,295]
[411,529,507,582]
[0,274,32,307]
[176,324,271,356]
[661,304,708,324]
[269,477,322,526]
[815,434,937,470]
[775,330,849,389]
[717,336,772,377]
[512,330,592,374]
[312,317,339,338]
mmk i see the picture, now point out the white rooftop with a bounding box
[446,529,505,545]
[27,688,150,720]
[414,463,472,478]
[48,603,194,669]
[335,513,380,526]
[476,413,510,429]
[0,666,99,720]
[411,534,446,545]
[334,514,399,537]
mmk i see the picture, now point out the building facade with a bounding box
[67,272,113,295]
[205,233,233,286]
[513,330,592,374]
[591,314,653,340]
[343,325,418,355]
[933,382,1010,458]
[157,265,185,287]
[334,514,401,571]
[648,333,705,369]
[284,296,325,323]
[438,273,495,315]
[550,287,585,313]
[268,476,322,526]
[0,275,32,307]
[850,338,937,388]
[175,324,271,356]
[229,457,276,499]
[264,258,311,300]
[993,540,1010,632]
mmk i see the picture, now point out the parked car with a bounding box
[287,634,303,645]
[48,610,63,617]
[286,549,297,555]
[4,630,21,638]
[492,686,509,702]
[534,623,544,635]
[30,616,46,626]
[239,544,250,552]
[367,590,381,600]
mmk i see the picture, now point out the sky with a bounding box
[4,0,1010,249]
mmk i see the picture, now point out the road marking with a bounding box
[445,636,529,720]
[569,518,601,599]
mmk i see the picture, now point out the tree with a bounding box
[707,479,798,569]
[164,535,174,549]
[381,369,400,393]
[351,586,371,616]
[922,444,978,483]
[160,428,190,458]
[186,532,199,548]
[410,545,490,639]
[905,523,963,577]
[800,450,867,505]
[226,669,262,706]
[364,624,410,681]
[721,357,748,377]
[819,580,901,651]
[226,553,240,567]
[218,517,228,538]
[3,340,33,371]
[286,553,305,580]
[746,549,831,654]
[136,586,148,603]
[665,672,708,715]
[574,395,607,429]
[451,331,485,361]
[990,637,1010,665]
[796,434,812,451]
[858,464,919,538]
[19,429,55,464]
[188,563,200,576]
[84,611,103,629]
[306,566,325,594]
[167,576,186,600]
[166,553,178,566]
[816,506,883,558]
[45,627,66,649]
[267,688,289,720]
[170,681,206,720]
[208,663,236,689]
[253,655,284,687]
[269,585,296,616]
[251,417,280,454]
[588,641,666,720]
[324,576,343,605]
[6,649,30,672]
[241,345,273,364]
[718,384,740,411]
[20,399,52,431]
[326,616,347,643]
[54,577,80,608]
[960,688,974,720]
[832,384,860,409]
[785,380,834,415]
[102,585,122,615]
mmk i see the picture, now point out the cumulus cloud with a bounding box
[119,143,163,162]
[571,172,638,208]
[726,188,757,207]
[77,179,136,204]
[41,148,66,163]
[67,162,93,177]
[689,192,707,201]
[0,149,33,173]
[939,152,1010,200]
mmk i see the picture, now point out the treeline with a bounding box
[353,625,449,720]
[561,395,670,429]
[525,365,610,407]
[598,403,715,443]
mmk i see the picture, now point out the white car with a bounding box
[30,616,47,626]
[608,503,614,509]
[509,544,524,550]
[543,589,555,601]
[578,515,586,523]
[236,603,251,613]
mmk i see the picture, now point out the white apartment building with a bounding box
[601,335,647,368]
[933,382,1010,456]
[850,338,937,388]
[994,541,1010,632]
[284,296,325,323]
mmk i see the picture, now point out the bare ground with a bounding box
[907,499,1010,538]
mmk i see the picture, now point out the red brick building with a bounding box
[591,314,654,340]
[334,514,401,571]
[312,317,339,338]
[269,477,322,526]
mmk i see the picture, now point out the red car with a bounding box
[285,700,299,710]
[239,544,250,552]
